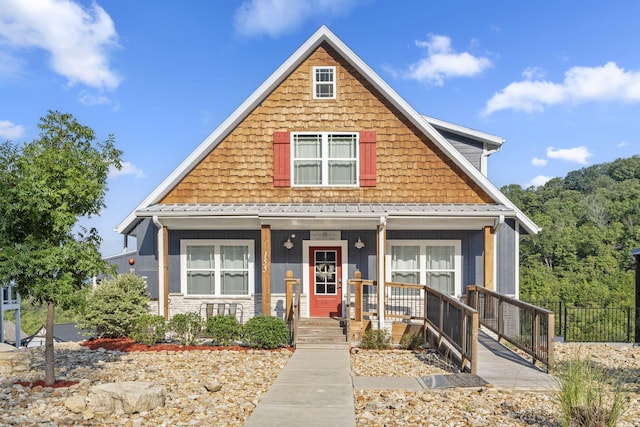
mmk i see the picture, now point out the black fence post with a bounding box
[627,307,632,343]
[563,304,568,342]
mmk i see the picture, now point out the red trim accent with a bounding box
[359,131,376,187]
[273,131,290,187]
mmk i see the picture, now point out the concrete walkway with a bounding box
[243,346,356,427]
[244,332,557,426]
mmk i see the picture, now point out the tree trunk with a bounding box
[44,301,55,386]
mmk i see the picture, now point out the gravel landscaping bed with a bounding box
[351,343,640,426]
[1,341,638,426]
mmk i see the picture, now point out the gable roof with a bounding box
[116,26,539,235]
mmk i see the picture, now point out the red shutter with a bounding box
[273,131,291,187]
[359,131,376,187]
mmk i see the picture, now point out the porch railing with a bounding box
[285,271,301,346]
[348,274,479,374]
[467,285,554,372]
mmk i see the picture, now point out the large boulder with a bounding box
[0,343,30,376]
[88,381,165,414]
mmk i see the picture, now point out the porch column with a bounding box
[261,225,271,315]
[153,216,169,319]
[377,216,387,329]
[483,225,495,291]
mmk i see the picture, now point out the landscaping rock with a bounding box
[64,394,86,413]
[88,381,166,414]
[0,344,29,376]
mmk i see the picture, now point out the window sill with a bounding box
[181,295,252,300]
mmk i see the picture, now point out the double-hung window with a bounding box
[386,240,461,296]
[181,240,254,296]
[313,66,336,99]
[292,132,358,186]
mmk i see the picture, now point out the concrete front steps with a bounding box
[295,317,349,349]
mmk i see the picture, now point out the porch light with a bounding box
[354,237,365,249]
[283,237,294,250]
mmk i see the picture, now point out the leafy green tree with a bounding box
[505,155,640,310]
[0,111,121,385]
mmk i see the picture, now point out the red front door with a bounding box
[309,247,342,317]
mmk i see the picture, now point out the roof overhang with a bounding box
[134,203,532,234]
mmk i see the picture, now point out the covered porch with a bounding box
[137,203,526,321]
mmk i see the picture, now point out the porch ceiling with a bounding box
[136,203,514,231]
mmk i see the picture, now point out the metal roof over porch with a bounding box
[135,203,521,232]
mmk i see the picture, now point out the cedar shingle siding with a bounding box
[160,43,493,205]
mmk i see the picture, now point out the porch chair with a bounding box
[200,302,243,324]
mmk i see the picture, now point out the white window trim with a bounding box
[386,240,462,297]
[180,239,254,298]
[291,132,359,187]
[312,66,336,99]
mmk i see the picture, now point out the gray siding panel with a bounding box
[496,219,517,295]
[135,219,159,299]
[438,129,483,171]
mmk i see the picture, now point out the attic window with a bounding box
[313,66,336,99]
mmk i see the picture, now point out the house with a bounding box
[114,26,539,327]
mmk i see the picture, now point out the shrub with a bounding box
[557,354,624,427]
[131,314,167,346]
[78,274,149,338]
[360,328,391,349]
[205,315,242,346]
[242,316,289,349]
[169,312,203,345]
[399,332,425,350]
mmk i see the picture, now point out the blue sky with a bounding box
[1,0,639,256]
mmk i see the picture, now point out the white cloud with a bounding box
[484,62,640,115]
[527,175,552,188]
[522,66,546,81]
[0,0,121,90]
[404,34,492,86]
[234,0,357,38]
[79,92,112,107]
[0,119,24,139]
[531,157,548,167]
[546,146,593,164]
[617,140,630,148]
[108,161,145,179]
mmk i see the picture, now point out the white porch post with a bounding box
[153,216,166,319]
[377,216,387,329]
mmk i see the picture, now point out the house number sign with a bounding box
[263,250,269,272]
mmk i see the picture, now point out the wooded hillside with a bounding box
[502,155,640,307]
